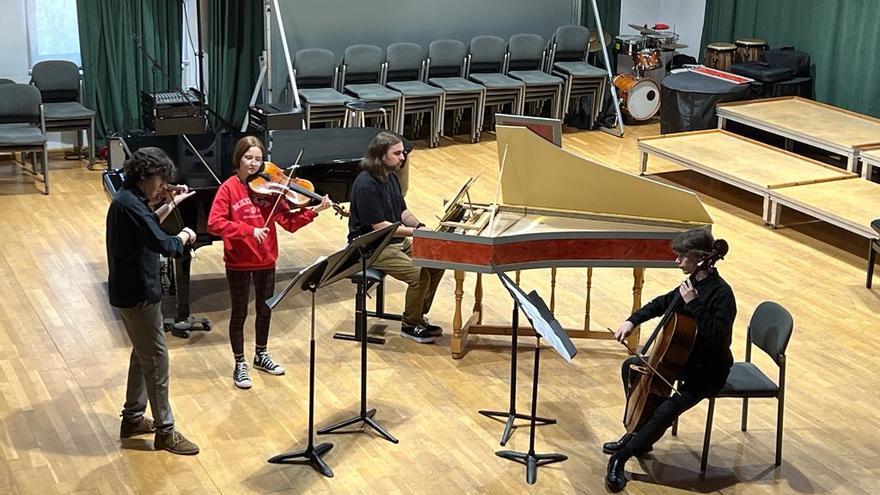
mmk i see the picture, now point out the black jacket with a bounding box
[106,184,184,308]
[627,269,736,390]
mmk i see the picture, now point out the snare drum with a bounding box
[614,35,646,56]
[612,73,661,121]
[735,38,767,63]
[634,48,662,71]
[705,42,736,71]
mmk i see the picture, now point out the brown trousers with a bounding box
[371,237,445,325]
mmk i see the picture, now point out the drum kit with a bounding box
[611,23,689,121]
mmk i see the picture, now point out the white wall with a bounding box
[619,0,706,59]
[0,1,31,82]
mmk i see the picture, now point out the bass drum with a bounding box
[612,74,661,121]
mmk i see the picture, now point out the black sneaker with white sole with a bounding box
[233,361,252,389]
[253,352,285,375]
[400,322,435,343]
[419,317,443,337]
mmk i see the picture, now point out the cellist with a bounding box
[604,227,737,492]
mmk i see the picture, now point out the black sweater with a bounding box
[627,269,736,387]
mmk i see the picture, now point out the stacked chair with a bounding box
[292,48,354,128]
[505,34,564,119]
[385,42,445,148]
[0,83,49,194]
[547,25,608,124]
[426,39,486,143]
[30,60,96,169]
[338,44,403,132]
[467,35,525,127]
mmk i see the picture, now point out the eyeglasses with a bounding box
[243,154,264,163]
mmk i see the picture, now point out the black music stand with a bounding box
[493,270,577,485]
[318,223,401,444]
[265,257,333,476]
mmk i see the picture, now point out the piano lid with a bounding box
[495,125,712,227]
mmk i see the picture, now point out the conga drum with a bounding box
[705,42,736,71]
[735,38,767,63]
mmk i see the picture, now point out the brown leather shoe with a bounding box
[154,430,200,455]
[120,416,155,439]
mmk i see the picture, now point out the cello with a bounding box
[620,239,729,433]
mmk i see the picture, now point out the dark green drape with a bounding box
[207,0,263,130]
[76,0,182,142]
[582,0,622,37]
[700,0,880,117]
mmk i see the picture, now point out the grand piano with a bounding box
[412,125,713,358]
[103,128,410,336]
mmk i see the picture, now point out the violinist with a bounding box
[207,136,331,390]
[604,227,736,492]
[106,147,199,455]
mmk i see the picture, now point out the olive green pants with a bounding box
[372,238,445,325]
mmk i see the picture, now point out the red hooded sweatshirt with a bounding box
[208,176,316,270]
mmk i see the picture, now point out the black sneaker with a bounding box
[253,352,285,375]
[419,317,443,337]
[233,361,253,389]
[400,322,435,343]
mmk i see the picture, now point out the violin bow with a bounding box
[606,328,681,395]
[262,149,304,229]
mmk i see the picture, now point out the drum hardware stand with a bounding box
[479,302,557,446]
[587,0,625,137]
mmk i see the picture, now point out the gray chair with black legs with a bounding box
[339,44,402,132]
[0,83,49,194]
[29,60,96,169]
[548,25,608,123]
[467,35,525,127]
[426,39,486,143]
[385,42,445,148]
[867,219,880,288]
[672,300,794,472]
[505,34,563,119]
[292,48,354,128]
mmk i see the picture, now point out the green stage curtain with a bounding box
[207,0,263,130]
[583,0,622,37]
[700,0,880,117]
[76,0,182,142]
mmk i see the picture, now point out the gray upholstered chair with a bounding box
[672,301,794,471]
[30,60,96,169]
[505,34,563,119]
[0,83,49,194]
[467,35,525,125]
[426,39,486,143]
[548,25,608,123]
[291,48,354,128]
[0,78,15,85]
[339,44,403,132]
[385,42,444,148]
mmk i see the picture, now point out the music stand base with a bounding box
[478,410,557,446]
[163,316,212,338]
[267,442,334,478]
[317,408,398,444]
[333,332,385,345]
[495,450,567,485]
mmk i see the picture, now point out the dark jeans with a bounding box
[618,355,720,458]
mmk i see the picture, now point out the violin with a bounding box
[620,239,729,433]
[247,162,349,218]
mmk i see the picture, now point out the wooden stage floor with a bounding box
[0,123,878,494]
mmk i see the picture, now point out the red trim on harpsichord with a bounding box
[412,237,675,266]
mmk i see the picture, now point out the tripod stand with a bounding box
[266,261,333,476]
[318,224,400,443]
[479,302,556,446]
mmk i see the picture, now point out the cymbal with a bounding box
[628,23,660,35]
[587,31,612,52]
[660,42,689,50]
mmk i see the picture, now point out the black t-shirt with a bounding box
[347,170,407,243]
